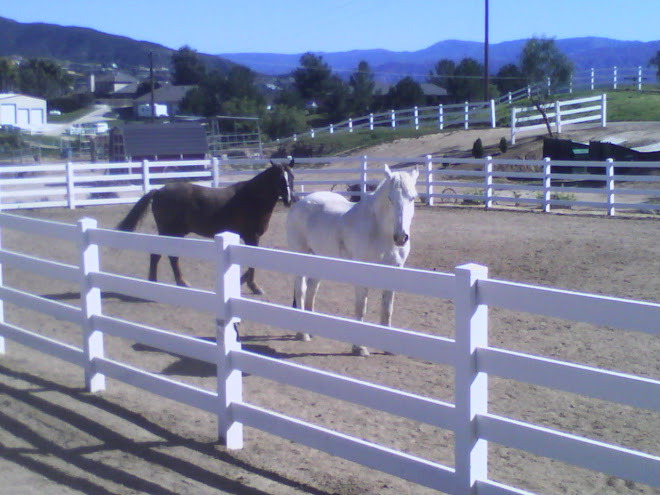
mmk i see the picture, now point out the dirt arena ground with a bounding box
[0,196,658,495]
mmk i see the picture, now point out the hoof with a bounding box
[249,284,264,295]
[296,332,311,341]
[176,279,191,288]
[352,345,370,357]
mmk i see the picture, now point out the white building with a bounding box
[0,93,48,132]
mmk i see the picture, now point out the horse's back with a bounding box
[287,191,352,257]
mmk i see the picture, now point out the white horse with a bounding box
[286,165,419,356]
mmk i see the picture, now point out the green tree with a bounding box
[494,63,524,94]
[261,104,308,140]
[0,57,18,93]
[519,37,572,94]
[17,58,71,99]
[322,75,350,122]
[171,45,206,85]
[453,57,485,102]
[384,77,425,109]
[519,37,572,135]
[428,59,458,98]
[292,53,334,105]
[649,51,660,78]
[349,60,375,115]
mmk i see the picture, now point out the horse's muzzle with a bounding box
[394,233,409,246]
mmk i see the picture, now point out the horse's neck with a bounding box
[243,170,279,204]
[352,184,393,233]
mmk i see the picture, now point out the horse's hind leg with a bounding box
[295,277,320,341]
[149,253,161,282]
[169,256,190,287]
[352,286,370,356]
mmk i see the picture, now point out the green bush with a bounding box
[472,138,484,158]
[499,136,508,154]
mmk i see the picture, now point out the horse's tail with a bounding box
[115,190,157,232]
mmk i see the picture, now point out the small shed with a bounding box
[109,122,209,162]
[0,93,47,131]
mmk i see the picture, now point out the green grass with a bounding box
[605,89,660,121]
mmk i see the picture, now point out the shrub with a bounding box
[499,136,508,154]
[472,138,484,158]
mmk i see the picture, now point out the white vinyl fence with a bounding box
[2,154,658,216]
[510,94,607,144]
[0,213,658,494]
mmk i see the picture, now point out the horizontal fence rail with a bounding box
[0,212,658,494]
[1,151,659,217]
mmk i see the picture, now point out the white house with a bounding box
[0,93,48,132]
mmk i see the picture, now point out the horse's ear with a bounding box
[411,167,419,182]
[384,164,392,178]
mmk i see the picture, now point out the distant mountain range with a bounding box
[1,16,658,85]
[219,38,660,83]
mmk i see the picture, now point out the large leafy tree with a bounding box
[349,60,375,115]
[171,45,206,85]
[428,59,458,97]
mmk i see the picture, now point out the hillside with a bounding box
[0,16,234,73]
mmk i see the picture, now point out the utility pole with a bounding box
[484,0,489,101]
[149,51,155,122]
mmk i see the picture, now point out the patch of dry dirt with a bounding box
[0,200,658,495]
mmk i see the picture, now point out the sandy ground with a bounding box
[0,123,659,495]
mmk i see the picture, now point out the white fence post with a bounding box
[212,157,221,188]
[555,100,562,134]
[391,109,396,128]
[464,102,469,130]
[438,104,444,130]
[414,106,419,130]
[361,156,368,197]
[638,66,643,91]
[606,158,616,217]
[66,161,76,209]
[77,217,105,393]
[141,159,151,195]
[425,155,434,206]
[484,156,493,209]
[590,67,595,91]
[369,113,374,131]
[543,157,552,213]
[613,66,618,90]
[454,263,489,495]
[601,93,608,128]
[510,106,517,145]
[349,118,353,133]
[215,232,243,449]
[489,99,496,128]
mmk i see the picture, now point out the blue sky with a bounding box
[2,0,656,54]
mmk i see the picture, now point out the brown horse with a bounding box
[116,159,294,294]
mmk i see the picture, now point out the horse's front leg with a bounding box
[380,290,395,327]
[168,255,190,287]
[352,286,370,356]
[241,236,264,295]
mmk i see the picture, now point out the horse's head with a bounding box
[270,158,295,206]
[382,165,418,246]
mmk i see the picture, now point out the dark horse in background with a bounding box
[116,159,294,294]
